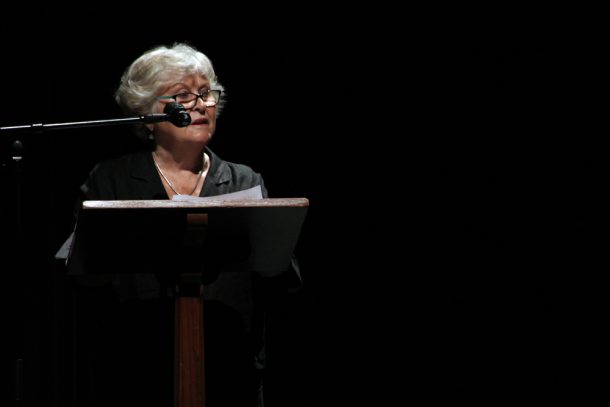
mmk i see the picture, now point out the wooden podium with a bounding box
[66,198,308,407]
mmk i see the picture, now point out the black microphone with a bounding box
[163,102,191,127]
[142,103,191,127]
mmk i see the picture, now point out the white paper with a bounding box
[55,231,74,261]
[171,185,263,202]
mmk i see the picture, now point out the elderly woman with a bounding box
[71,42,301,407]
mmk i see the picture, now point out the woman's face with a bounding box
[151,74,217,147]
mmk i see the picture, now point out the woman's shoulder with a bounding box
[82,151,153,199]
[87,151,151,180]
[208,148,260,177]
[206,148,267,195]
[93,150,150,170]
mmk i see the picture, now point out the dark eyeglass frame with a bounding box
[157,89,222,108]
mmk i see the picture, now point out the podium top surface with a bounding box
[68,197,309,275]
[82,197,309,210]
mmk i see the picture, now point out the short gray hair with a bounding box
[115,42,226,117]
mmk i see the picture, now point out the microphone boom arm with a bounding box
[1,102,191,134]
[1,114,170,134]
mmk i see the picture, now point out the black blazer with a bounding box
[76,147,281,330]
[81,147,268,201]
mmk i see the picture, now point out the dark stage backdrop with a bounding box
[0,8,396,407]
[1,5,604,407]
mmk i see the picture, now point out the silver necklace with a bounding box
[152,151,209,196]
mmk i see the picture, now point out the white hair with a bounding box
[115,43,225,116]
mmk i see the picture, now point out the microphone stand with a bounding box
[0,106,189,406]
[0,113,171,133]
[8,138,24,406]
[1,101,190,134]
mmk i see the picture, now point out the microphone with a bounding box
[163,102,191,127]
[142,102,191,127]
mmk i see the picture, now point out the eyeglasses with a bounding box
[157,89,222,109]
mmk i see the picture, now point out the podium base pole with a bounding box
[174,275,205,407]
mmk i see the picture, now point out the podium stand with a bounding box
[66,198,308,407]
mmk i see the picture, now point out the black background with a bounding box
[0,4,606,406]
